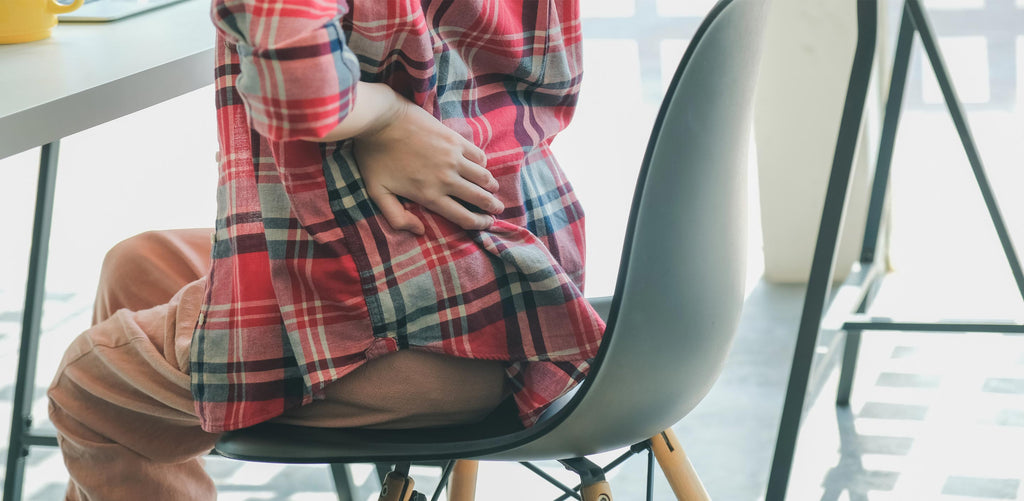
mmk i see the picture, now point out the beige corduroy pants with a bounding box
[47,229,507,501]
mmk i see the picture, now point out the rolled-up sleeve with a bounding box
[211,0,360,141]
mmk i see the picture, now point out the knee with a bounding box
[94,232,171,321]
[98,232,164,289]
[101,231,163,274]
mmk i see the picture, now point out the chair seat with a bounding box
[215,398,528,464]
[216,299,611,465]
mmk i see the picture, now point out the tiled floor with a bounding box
[3,0,1024,499]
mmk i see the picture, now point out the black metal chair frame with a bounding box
[764,1,1024,499]
[350,434,662,501]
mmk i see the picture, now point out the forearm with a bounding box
[299,81,406,142]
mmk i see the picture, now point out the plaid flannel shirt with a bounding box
[191,0,605,432]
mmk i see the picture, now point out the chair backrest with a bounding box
[483,0,769,460]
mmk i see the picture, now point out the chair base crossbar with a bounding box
[369,429,709,501]
[538,441,651,501]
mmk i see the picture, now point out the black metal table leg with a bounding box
[4,141,60,501]
[835,273,885,406]
[835,3,917,408]
[860,2,916,265]
[904,0,1024,302]
[767,0,1024,499]
[764,2,878,500]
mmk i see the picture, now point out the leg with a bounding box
[379,463,417,501]
[48,230,215,500]
[274,351,508,430]
[92,229,212,324]
[835,330,863,406]
[906,0,1024,301]
[766,2,878,498]
[650,429,708,501]
[860,1,915,264]
[48,278,218,501]
[274,351,507,501]
[50,229,507,500]
[447,460,478,501]
[559,458,612,501]
[6,141,60,501]
[581,483,613,501]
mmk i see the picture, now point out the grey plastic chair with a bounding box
[214,0,768,498]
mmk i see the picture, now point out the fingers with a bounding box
[369,187,425,235]
[449,178,504,215]
[461,142,487,168]
[459,159,499,193]
[426,197,495,231]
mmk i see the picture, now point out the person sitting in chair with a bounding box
[46,0,605,499]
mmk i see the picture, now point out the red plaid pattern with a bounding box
[192,0,604,432]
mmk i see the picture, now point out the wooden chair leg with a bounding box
[379,469,416,501]
[581,480,613,501]
[447,460,479,501]
[560,457,613,501]
[650,429,710,501]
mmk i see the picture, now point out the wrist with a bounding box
[301,82,408,142]
[357,85,408,139]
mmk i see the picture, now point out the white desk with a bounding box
[0,0,214,159]
[1,3,214,499]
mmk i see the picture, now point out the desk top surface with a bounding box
[0,0,215,158]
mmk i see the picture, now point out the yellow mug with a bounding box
[0,0,85,44]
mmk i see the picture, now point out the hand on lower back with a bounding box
[353,97,502,236]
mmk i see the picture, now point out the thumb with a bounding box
[370,187,425,235]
